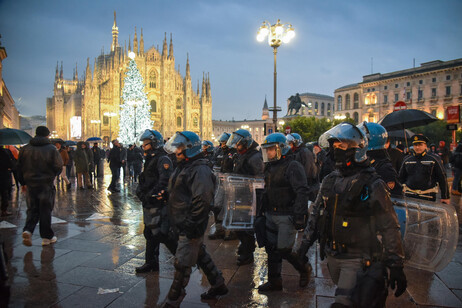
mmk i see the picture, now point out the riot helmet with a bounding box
[357,122,388,151]
[139,129,164,149]
[202,140,214,154]
[218,132,231,145]
[164,131,202,158]
[261,133,290,163]
[226,129,253,150]
[287,133,303,148]
[318,122,368,165]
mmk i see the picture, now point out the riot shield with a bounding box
[392,197,459,272]
[220,174,265,230]
[213,172,228,221]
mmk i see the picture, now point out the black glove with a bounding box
[292,214,306,230]
[297,239,312,264]
[388,266,407,297]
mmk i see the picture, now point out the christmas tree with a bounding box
[118,55,153,145]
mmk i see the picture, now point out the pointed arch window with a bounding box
[149,70,157,88]
[176,116,182,127]
[150,100,157,113]
[176,98,182,109]
[193,117,199,127]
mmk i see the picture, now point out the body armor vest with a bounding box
[266,158,295,215]
[234,149,259,175]
[320,169,382,256]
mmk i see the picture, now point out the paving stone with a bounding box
[436,261,462,289]
[53,286,122,307]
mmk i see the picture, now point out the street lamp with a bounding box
[126,100,141,140]
[104,112,117,142]
[90,119,101,137]
[257,19,295,130]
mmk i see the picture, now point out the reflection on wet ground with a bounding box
[1,164,461,307]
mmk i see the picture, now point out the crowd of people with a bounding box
[0,121,460,307]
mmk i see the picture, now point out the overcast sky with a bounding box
[1,0,461,120]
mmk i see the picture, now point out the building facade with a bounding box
[47,12,212,142]
[334,58,462,124]
[0,43,20,129]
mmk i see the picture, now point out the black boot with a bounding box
[197,244,229,299]
[285,252,312,287]
[258,262,282,292]
[135,262,159,273]
[200,283,228,300]
[166,261,190,307]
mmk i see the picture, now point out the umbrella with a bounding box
[387,129,415,140]
[86,137,103,142]
[0,128,32,145]
[64,140,77,146]
[378,109,438,131]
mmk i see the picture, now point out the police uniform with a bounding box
[232,141,264,265]
[135,148,177,272]
[369,149,403,197]
[260,154,311,290]
[399,135,449,202]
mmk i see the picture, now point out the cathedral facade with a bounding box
[46,12,212,143]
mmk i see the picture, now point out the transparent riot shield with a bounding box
[221,174,265,230]
[213,172,228,221]
[392,197,459,272]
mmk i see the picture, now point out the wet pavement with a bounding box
[1,164,461,307]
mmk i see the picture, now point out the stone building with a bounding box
[285,92,334,120]
[46,12,212,142]
[0,41,20,129]
[334,58,462,124]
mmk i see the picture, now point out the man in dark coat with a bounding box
[162,131,228,307]
[18,126,63,246]
[135,130,176,273]
[108,139,123,192]
[0,147,13,216]
[92,143,103,177]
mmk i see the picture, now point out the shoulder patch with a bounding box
[163,163,170,170]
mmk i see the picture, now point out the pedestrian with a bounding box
[385,138,404,174]
[226,129,264,265]
[162,131,228,307]
[84,142,94,184]
[120,143,128,180]
[18,126,63,246]
[53,141,71,189]
[359,122,403,197]
[65,146,74,179]
[92,142,103,178]
[135,130,177,273]
[257,133,311,292]
[399,134,450,203]
[449,141,462,195]
[74,142,92,189]
[437,140,450,170]
[0,147,13,216]
[287,133,318,201]
[107,139,122,192]
[298,122,407,307]
[5,145,19,190]
[127,144,136,180]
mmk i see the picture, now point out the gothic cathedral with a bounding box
[46,12,212,143]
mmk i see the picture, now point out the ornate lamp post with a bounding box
[257,20,295,130]
[90,119,101,137]
[103,112,117,143]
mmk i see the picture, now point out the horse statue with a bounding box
[286,93,309,116]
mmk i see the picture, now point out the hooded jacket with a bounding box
[74,142,90,173]
[18,136,63,187]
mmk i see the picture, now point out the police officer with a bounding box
[227,129,264,265]
[258,133,311,291]
[201,140,215,168]
[298,123,407,308]
[135,129,177,273]
[213,132,235,173]
[399,134,450,203]
[163,131,228,307]
[358,122,402,197]
[287,133,318,200]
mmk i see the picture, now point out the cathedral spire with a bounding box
[60,61,63,79]
[111,11,119,52]
[162,32,167,58]
[75,62,78,80]
[133,27,138,55]
[186,53,190,78]
[85,58,92,83]
[262,95,269,120]
[55,61,59,80]
[128,34,131,52]
[168,33,174,59]
[197,80,200,95]
[139,28,144,56]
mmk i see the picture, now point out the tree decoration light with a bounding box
[119,57,153,145]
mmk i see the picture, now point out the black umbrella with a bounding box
[64,140,77,146]
[0,128,32,145]
[387,129,415,140]
[378,109,438,131]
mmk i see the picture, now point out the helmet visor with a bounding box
[261,144,281,163]
[164,132,187,154]
[226,132,244,149]
[318,122,367,150]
